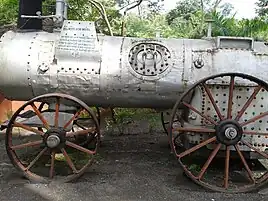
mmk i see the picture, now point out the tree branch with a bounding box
[124,0,143,16]
[89,0,113,36]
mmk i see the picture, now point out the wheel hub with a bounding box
[44,128,66,149]
[46,135,61,148]
[224,127,238,140]
[215,120,243,145]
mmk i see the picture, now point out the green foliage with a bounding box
[67,0,122,35]
[109,108,160,129]
[0,0,267,41]
[117,0,164,14]
[208,10,268,39]
[0,0,18,26]
[166,0,201,24]
[162,0,268,40]
[170,11,207,38]
[125,14,176,38]
[256,0,268,17]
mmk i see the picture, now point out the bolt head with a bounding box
[224,127,238,140]
[46,135,60,148]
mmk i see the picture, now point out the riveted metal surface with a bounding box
[55,20,101,74]
[1,18,268,192]
[118,37,184,108]
[0,20,268,110]
[123,38,177,82]
[184,38,268,86]
[186,84,268,155]
[55,20,101,99]
[30,32,57,95]
[0,31,36,100]
[128,41,172,77]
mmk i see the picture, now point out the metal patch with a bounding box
[56,20,99,56]
[29,32,58,96]
[55,20,101,75]
[128,42,171,76]
[123,39,175,82]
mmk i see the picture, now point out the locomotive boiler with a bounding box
[0,0,267,193]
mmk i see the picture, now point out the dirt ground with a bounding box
[0,127,267,201]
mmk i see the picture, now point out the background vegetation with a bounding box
[0,0,267,40]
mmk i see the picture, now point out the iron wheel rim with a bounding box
[5,93,101,183]
[168,73,268,193]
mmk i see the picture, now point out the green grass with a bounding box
[105,108,162,132]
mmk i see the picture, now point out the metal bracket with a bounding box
[216,36,254,50]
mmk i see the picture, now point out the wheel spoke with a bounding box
[240,111,268,127]
[66,141,96,155]
[202,83,224,121]
[241,140,268,159]
[224,145,230,189]
[198,143,221,180]
[227,76,235,119]
[178,136,216,158]
[182,102,217,125]
[168,74,268,192]
[66,128,96,137]
[31,103,50,129]
[63,109,83,129]
[173,127,215,133]
[5,93,101,183]
[49,151,55,179]
[235,86,262,121]
[13,122,44,136]
[258,172,268,184]
[234,145,255,183]
[61,148,78,173]
[54,98,60,127]
[38,102,45,112]
[243,131,268,136]
[10,140,43,150]
[25,147,47,171]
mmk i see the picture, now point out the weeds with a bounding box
[104,108,162,132]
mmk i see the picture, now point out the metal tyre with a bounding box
[169,73,268,193]
[72,107,100,147]
[161,110,182,135]
[5,93,100,183]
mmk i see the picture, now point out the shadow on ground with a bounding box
[0,130,267,201]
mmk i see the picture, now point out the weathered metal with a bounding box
[1,21,268,109]
[169,73,268,193]
[1,0,268,193]
[5,93,100,183]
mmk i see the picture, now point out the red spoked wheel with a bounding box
[5,93,100,183]
[168,73,268,193]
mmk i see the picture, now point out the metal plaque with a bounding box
[55,20,101,76]
[55,20,100,58]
